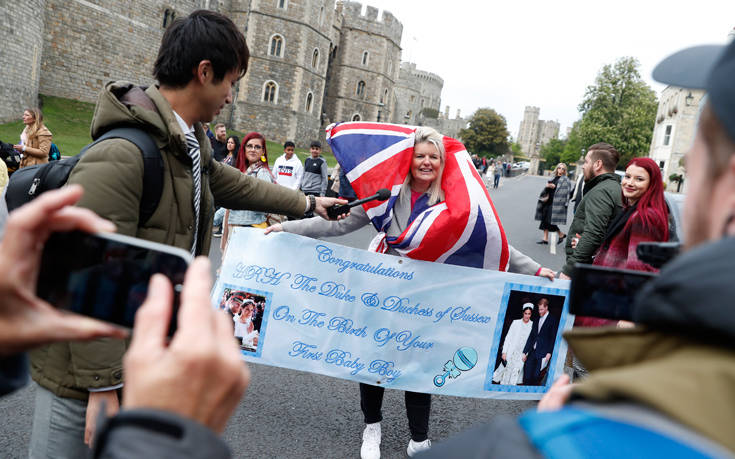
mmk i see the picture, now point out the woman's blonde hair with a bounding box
[24,108,44,139]
[555,162,567,172]
[403,126,446,205]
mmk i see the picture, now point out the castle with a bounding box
[1,0,466,145]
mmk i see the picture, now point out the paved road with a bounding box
[0,173,567,458]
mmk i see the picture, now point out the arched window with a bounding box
[387,59,392,76]
[269,34,284,57]
[277,0,287,9]
[319,6,325,25]
[356,80,366,98]
[305,92,313,113]
[162,8,176,28]
[262,81,279,104]
[380,89,388,104]
[352,114,361,122]
[312,49,319,69]
[361,51,369,66]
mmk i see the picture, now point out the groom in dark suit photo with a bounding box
[522,297,559,385]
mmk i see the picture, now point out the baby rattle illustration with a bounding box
[433,347,478,387]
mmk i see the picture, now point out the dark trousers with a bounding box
[359,383,431,442]
[493,174,501,188]
[523,353,541,385]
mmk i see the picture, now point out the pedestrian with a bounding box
[211,123,228,162]
[272,141,304,191]
[220,132,276,250]
[559,144,622,279]
[222,134,239,167]
[570,171,584,212]
[266,127,556,459]
[534,163,571,245]
[27,11,343,457]
[300,140,328,216]
[493,161,502,189]
[14,108,52,168]
[420,38,735,458]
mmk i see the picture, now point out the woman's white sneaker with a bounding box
[360,422,381,459]
[407,439,431,457]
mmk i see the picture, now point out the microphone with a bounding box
[327,188,391,219]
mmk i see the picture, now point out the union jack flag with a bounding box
[326,122,509,271]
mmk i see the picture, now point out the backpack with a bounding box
[49,143,61,161]
[5,127,163,226]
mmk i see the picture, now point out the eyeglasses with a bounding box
[245,144,263,151]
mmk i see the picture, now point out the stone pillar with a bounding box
[529,155,540,176]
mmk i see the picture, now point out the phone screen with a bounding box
[570,263,657,321]
[37,231,190,332]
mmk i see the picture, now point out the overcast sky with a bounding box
[361,0,734,138]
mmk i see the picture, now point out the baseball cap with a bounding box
[652,40,735,143]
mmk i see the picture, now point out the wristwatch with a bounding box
[307,194,316,213]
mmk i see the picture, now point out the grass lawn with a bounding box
[0,95,337,168]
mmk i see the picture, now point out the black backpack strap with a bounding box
[89,128,163,226]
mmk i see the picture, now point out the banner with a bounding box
[212,228,573,399]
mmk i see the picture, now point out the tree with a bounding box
[561,121,585,165]
[539,138,565,170]
[458,108,510,156]
[510,141,523,155]
[577,57,658,166]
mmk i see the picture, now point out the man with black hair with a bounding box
[27,10,343,457]
[560,143,622,279]
[301,140,328,198]
[273,141,304,190]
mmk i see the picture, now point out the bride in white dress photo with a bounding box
[492,303,534,385]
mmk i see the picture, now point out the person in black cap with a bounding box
[417,38,735,458]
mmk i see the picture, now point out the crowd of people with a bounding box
[0,7,733,459]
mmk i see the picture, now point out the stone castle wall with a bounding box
[2,0,448,150]
[39,0,200,103]
[324,1,402,125]
[231,0,335,145]
[0,0,46,123]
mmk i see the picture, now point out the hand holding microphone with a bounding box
[327,188,391,220]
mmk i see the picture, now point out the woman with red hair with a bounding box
[574,157,670,329]
[592,157,669,271]
[221,132,276,250]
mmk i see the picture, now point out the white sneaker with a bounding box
[360,422,381,459]
[407,439,431,457]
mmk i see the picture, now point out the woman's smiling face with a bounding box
[410,141,441,190]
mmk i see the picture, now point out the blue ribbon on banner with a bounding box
[211,228,573,399]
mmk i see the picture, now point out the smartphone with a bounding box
[37,231,191,333]
[570,263,657,321]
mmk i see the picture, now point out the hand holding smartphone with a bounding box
[37,231,191,333]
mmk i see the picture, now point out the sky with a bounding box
[358,0,734,138]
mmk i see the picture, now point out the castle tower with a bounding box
[0,0,46,122]
[324,1,402,125]
[517,106,540,156]
[392,62,443,125]
[231,0,336,144]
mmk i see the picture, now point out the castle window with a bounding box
[305,92,313,113]
[663,125,672,146]
[361,51,369,66]
[352,114,362,122]
[262,81,279,104]
[277,0,288,9]
[162,8,176,28]
[312,49,319,69]
[269,34,284,57]
[319,6,325,26]
[381,89,388,104]
[387,59,392,77]
[356,81,366,98]
[409,95,415,103]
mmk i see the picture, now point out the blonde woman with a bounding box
[14,108,53,168]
